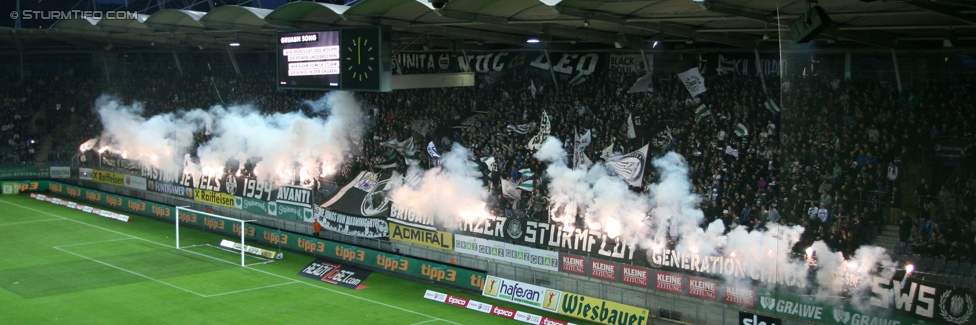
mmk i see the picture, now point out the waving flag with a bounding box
[677,67,707,97]
[734,123,748,137]
[606,144,649,187]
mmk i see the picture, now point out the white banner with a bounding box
[677,67,707,97]
[50,166,71,179]
[501,180,520,199]
[525,111,551,150]
[482,276,563,312]
[79,168,94,181]
[123,175,147,191]
[454,234,559,271]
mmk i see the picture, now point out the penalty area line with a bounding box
[52,246,208,298]
[0,218,64,227]
[0,198,464,325]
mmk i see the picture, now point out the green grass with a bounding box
[0,194,581,325]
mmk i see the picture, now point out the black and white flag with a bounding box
[426,141,441,167]
[573,128,592,170]
[506,123,533,134]
[677,67,707,97]
[627,73,654,93]
[600,143,614,159]
[606,144,649,187]
[411,120,433,136]
[526,111,551,150]
[626,114,637,139]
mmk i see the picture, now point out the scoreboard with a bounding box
[277,26,391,92]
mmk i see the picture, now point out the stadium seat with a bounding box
[956,263,972,277]
[918,257,934,272]
[933,259,947,274]
[894,242,906,255]
[945,260,959,275]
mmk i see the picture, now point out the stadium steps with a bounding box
[874,224,901,254]
[32,135,53,166]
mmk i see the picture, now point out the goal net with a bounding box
[175,206,279,267]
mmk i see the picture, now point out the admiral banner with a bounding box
[388,222,453,250]
[92,170,126,187]
[482,275,562,312]
[193,189,236,208]
[558,292,649,325]
[147,180,194,199]
[317,207,389,239]
[454,234,559,271]
[320,171,392,218]
[457,215,638,261]
[123,175,147,191]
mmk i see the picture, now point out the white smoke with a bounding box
[93,95,210,175]
[387,143,489,228]
[91,91,365,185]
[535,136,901,301]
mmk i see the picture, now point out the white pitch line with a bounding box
[53,246,208,298]
[408,319,441,325]
[203,281,299,298]
[54,237,136,248]
[0,198,464,325]
[0,218,64,227]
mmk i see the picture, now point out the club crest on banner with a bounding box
[833,309,851,324]
[360,175,391,217]
[224,174,238,195]
[940,290,974,325]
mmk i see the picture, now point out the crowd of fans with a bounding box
[4,52,976,267]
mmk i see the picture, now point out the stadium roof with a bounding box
[2,0,975,53]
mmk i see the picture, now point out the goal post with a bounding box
[175,206,274,267]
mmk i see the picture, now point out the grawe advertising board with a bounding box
[454,234,559,271]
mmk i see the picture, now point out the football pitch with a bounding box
[0,194,577,324]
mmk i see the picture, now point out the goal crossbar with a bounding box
[175,206,263,267]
